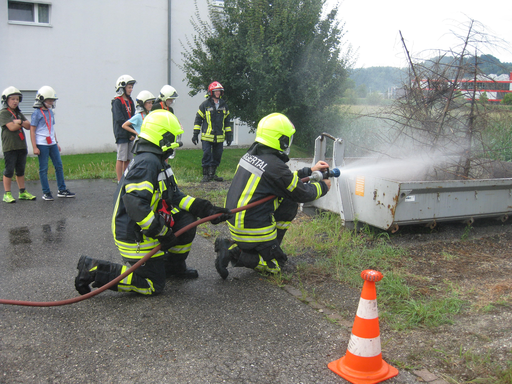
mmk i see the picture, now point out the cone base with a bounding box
[328,355,399,384]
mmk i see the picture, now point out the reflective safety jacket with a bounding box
[193,97,232,143]
[225,143,329,244]
[112,139,216,259]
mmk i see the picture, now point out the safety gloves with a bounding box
[157,229,177,251]
[208,206,232,225]
[226,132,233,146]
[192,131,199,145]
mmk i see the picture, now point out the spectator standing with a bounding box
[122,90,155,136]
[112,75,136,182]
[1,86,36,203]
[151,85,178,114]
[30,86,75,201]
[192,81,233,183]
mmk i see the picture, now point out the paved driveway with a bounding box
[0,179,418,383]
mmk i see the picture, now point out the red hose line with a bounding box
[0,187,293,307]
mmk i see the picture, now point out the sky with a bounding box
[327,0,512,68]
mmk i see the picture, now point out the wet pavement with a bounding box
[0,179,420,383]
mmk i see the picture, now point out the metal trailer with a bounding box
[289,134,512,232]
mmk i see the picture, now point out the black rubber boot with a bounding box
[210,166,223,182]
[166,259,199,279]
[214,237,237,279]
[201,167,211,183]
[75,255,99,295]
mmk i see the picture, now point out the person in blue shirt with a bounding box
[29,86,75,201]
[122,90,155,137]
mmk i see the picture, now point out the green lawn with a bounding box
[19,146,311,183]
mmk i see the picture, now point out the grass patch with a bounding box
[284,210,469,330]
[15,145,310,182]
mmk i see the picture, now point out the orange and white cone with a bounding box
[328,269,398,384]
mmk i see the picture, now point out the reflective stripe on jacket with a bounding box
[111,149,197,259]
[193,97,232,143]
[225,144,329,244]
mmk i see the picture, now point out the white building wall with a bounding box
[1,0,254,155]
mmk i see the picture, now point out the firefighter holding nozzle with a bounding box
[214,113,331,279]
[75,110,230,296]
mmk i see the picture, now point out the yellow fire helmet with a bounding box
[139,110,184,152]
[255,113,296,154]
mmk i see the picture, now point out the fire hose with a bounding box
[0,169,339,307]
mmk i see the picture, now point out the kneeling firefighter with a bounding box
[214,113,331,279]
[75,110,230,296]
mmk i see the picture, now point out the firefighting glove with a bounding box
[225,132,233,146]
[208,206,232,225]
[192,132,199,145]
[157,229,177,251]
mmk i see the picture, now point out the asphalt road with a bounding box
[0,179,419,384]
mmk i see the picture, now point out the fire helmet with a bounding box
[159,85,178,101]
[208,81,224,97]
[1,86,23,104]
[36,86,58,101]
[139,110,183,153]
[255,113,296,154]
[136,90,156,108]
[115,75,136,92]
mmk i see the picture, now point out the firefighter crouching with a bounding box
[75,110,230,296]
[214,113,331,279]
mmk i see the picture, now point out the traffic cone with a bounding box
[328,269,398,384]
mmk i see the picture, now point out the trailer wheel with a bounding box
[425,221,437,230]
[497,215,508,223]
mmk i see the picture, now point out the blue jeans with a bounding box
[37,144,66,194]
[201,140,224,168]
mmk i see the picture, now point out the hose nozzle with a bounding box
[309,168,341,182]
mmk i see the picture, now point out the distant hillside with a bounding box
[349,67,405,94]
[349,55,512,95]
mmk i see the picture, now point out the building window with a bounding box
[18,90,37,117]
[8,1,51,26]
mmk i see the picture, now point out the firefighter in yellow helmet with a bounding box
[214,113,331,279]
[75,110,230,296]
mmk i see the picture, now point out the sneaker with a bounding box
[18,191,36,200]
[42,193,54,201]
[75,255,99,295]
[57,189,76,198]
[3,192,15,203]
[214,237,233,280]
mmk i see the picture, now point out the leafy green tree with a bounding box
[501,93,512,105]
[182,0,350,148]
[479,91,489,105]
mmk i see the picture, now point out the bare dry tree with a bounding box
[372,19,512,180]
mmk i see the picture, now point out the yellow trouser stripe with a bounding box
[276,221,291,230]
[168,243,192,254]
[117,266,156,295]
